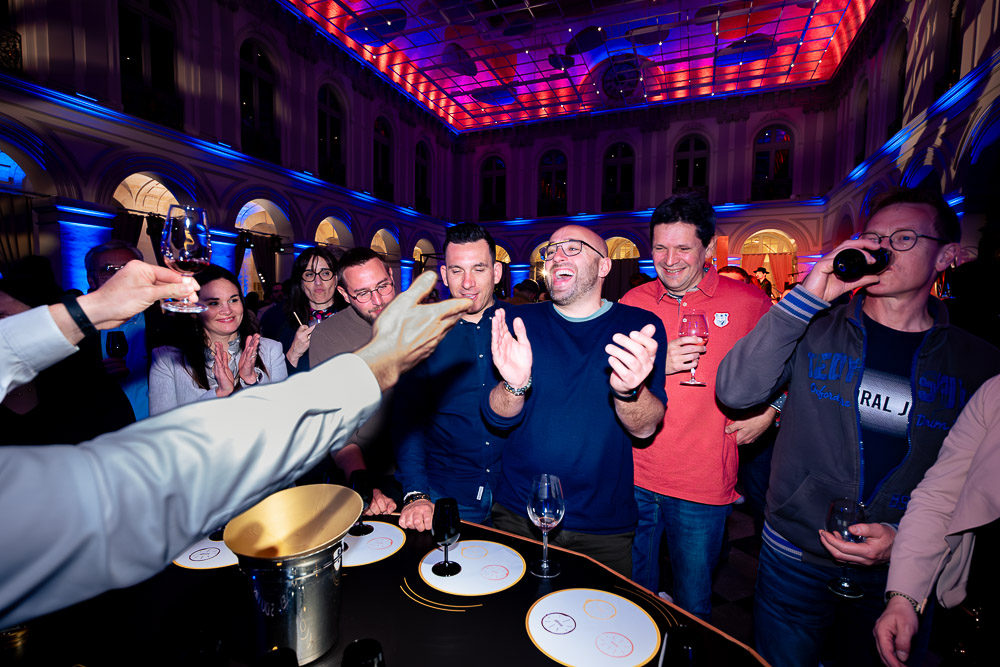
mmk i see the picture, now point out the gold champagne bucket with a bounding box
[224,484,362,665]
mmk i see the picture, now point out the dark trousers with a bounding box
[491,503,634,577]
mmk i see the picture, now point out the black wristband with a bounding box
[612,386,641,402]
[60,294,98,338]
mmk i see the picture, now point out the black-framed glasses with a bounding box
[539,239,606,261]
[854,230,948,252]
[348,280,394,303]
[302,269,335,282]
[100,263,128,276]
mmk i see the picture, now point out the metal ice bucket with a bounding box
[224,484,363,665]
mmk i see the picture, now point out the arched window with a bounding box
[318,85,344,186]
[854,83,870,167]
[886,35,908,140]
[119,0,181,128]
[480,156,506,221]
[752,126,792,201]
[602,142,634,212]
[240,41,279,163]
[373,117,393,202]
[538,149,567,217]
[674,135,708,198]
[942,1,965,94]
[415,141,431,215]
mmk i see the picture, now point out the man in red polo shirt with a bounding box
[620,193,776,620]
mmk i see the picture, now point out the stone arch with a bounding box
[901,144,953,193]
[0,114,64,196]
[95,154,201,209]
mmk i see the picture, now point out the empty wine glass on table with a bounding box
[105,330,128,359]
[678,309,709,387]
[161,205,211,313]
[527,473,566,578]
[431,498,462,577]
[348,470,375,537]
[826,498,867,599]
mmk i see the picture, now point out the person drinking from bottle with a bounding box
[716,187,1000,667]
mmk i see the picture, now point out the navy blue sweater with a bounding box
[484,302,668,534]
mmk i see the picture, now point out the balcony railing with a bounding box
[122,80,183,130]
[601,191,634,213]
[537,197,567,217]
[751,178,792,202]
[0,28,22,73]
[318,158,346,187]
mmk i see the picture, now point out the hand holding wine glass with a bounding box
[678,309,709,386]
[431,498,462,577]
[527,474,566,578]
[161,205,211,313]
[825,498,866,598]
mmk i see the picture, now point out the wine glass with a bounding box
[678,309,709,387]
[826,498,866,598]
[527,473,565,578]
[161,205,211,313]
[348,470,375,537]
[431,498,462,577]
[105,331,128,359]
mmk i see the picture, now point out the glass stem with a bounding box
[443,544,449,564]
[541,531,549,565]
[690,368,697,382]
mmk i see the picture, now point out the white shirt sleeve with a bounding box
[0,306,78,397]
[0,352,381,628]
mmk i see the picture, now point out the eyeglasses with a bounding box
[539,239,606,261]
[347,280,394,303]
[854,230,948,251]
[302,269,335,282]
[100,263,128,276]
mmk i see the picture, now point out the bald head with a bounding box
[550,225,608,257]
[543,225,611,317]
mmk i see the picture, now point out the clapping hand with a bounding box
[491,308,532,388]
[212,341,236,397]
[237,334,260,385]
[606,323,657,395]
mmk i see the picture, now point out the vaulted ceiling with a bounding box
[282,0,878,132]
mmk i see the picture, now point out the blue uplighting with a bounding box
[59,221,111,292]
[399,258,414,291]
[715,204,751,212]
[946,194,965,208]
[54,205,115,219]
[847,162,868,182]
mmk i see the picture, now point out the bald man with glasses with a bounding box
[483,225,668,576]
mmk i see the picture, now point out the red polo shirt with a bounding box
[620,267,772,505]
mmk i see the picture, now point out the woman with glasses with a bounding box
[149,265,287,416]
[259,246,342,374]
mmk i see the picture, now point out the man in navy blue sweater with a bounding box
[484,225,668,576]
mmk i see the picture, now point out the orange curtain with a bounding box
[767,253,795,294]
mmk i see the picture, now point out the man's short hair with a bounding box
[336,247,384,284]
[649,193,716,247]
[514,279,539,295]
[867,187,961,244]
[84,240,143,279]
[443,223,496,262]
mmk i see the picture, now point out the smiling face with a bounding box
[651,222,714,295]
[862,203,958,301]
[543,225,610,315]
[337,258,396,324]
[198,278,243,343]
[440,239,501,323]
[300,255,336,310]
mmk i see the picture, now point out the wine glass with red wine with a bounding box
[161,205,211,313]
[678,309,709,386]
